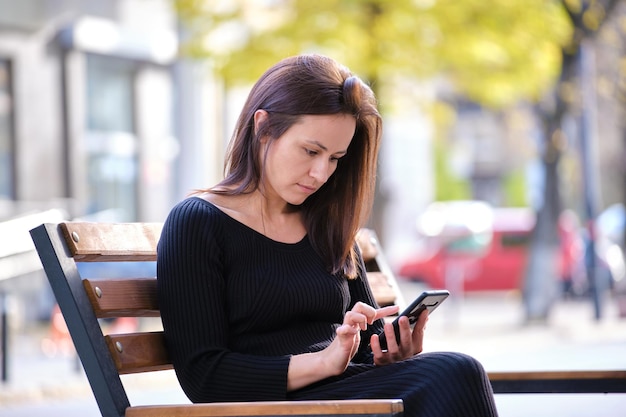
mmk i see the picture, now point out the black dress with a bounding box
[157,197,498,417]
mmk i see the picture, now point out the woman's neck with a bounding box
[201,191,306,243]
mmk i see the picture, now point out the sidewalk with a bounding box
[1,282,626,416]
[421,289,626,372]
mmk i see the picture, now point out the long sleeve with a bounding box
[157,197,368,402]
[157,198,290,402]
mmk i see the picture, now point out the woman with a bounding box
[157,54,499,417]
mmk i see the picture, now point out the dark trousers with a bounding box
[289,351,499,417]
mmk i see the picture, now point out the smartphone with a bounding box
[376,289,449,350]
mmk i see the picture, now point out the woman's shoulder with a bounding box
[164,196,227,230]
[165,194,258,235]
[170,195,220,214]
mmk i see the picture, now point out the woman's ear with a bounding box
[253,110,269,140]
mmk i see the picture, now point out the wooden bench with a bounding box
[357,228,405,309]
[30,222,404,417]
[29,222,626,417]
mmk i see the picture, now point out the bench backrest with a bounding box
[30,222,403,417]
[357,228,405,309]
[31,223,163,416]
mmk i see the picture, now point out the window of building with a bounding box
[0,59,14,200]
[85,54,138,221]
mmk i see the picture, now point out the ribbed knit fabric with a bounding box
[157,197,499,417]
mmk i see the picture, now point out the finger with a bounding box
[369,334,382,355]
[416,309,429,328]
[396,315,413,349]
[351,302,378,324]
[383,321,399,353]
[336,323,360,337]
[411,310,429,354]
[373,305,400,322]
[343,311,368,331]
[336,325,362,359]
[370,334,392,366]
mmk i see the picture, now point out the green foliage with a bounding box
[503,169,528,207]
[433,139,471,201]
[174,0,573,108]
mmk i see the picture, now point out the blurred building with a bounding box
[0,0,226,326]
[0,0,226,225]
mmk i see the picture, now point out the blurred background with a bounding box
[1,0,626,415]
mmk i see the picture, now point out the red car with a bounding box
[396,202,580,292]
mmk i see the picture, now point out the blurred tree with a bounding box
[175,0,570,107]
[174,0,571,236]
[522,0,621,322]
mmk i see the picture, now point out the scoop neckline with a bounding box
[188,196,309,246]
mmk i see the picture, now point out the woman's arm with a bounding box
[157,199,291,402]
[287,302,398,391]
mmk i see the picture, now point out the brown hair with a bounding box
[206,54,382,278]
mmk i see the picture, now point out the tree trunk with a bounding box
[523,114,562,322]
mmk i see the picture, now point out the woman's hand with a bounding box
[287,302,398,391]
[369,309,429,366]
[325,302,399,375]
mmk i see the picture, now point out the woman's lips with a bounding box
[298,184,317,194]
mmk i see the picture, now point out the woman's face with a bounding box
[257,112,356,206]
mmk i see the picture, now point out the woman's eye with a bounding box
[305,148,317,156]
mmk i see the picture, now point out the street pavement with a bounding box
[1,279,626,416]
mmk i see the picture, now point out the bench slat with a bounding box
[489,370,626,381]
[83,278,160,318]
[125,399,404,417]
[365,272,396,307]
[106,332,172,374]
[489,370,626,393]
[61,222,162,261]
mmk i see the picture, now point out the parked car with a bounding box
[396,201,581,293]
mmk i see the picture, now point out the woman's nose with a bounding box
[309,158,330,182]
